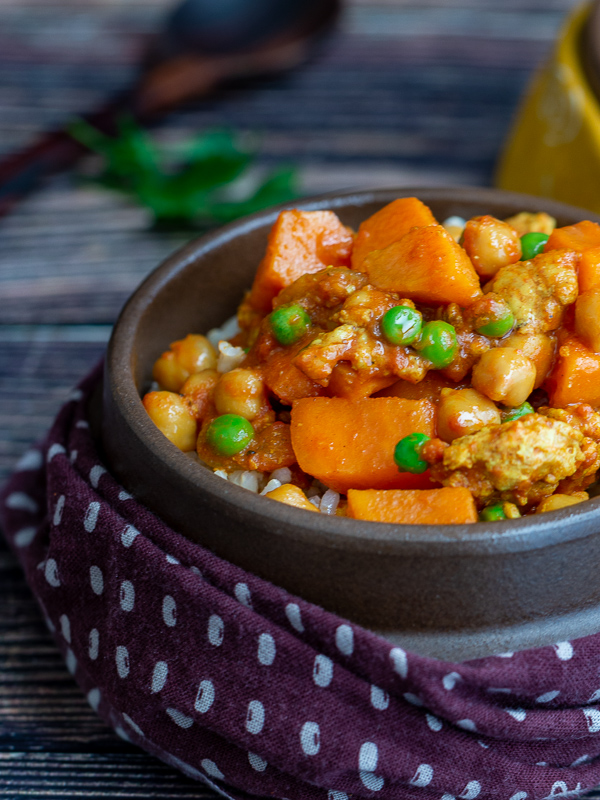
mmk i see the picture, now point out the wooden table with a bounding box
[0,0,590,796]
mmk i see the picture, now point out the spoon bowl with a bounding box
[0,0,340,215]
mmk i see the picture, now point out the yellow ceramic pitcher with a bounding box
[496,3,600,213]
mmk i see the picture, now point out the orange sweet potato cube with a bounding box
[578,246,600,292]
[545,337,600,407]
[248,210,354,313]
[347,487,478,524]
[544,220,600,254]
[290,396,436,493]
[351,197,437,271]
[363,224,482,306]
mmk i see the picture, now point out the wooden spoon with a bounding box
[0,0,340,217]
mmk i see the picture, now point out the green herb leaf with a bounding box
[69,117,298,227]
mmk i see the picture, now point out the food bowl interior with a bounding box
[103,187,600,661]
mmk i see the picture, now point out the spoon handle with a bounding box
[0,94,132,217]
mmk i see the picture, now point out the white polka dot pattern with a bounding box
[246,700,265,734]
[151,661,168,694]
[390,647,408,679]
[300,722,320,755]
[248,752,267,772]
[60,614,71,643]
[6,492,38,513]
[257,633,276,665]
[359,742,384,792]
[335,624,353,656]
[119,580,135,612]
[89,566,104,595]
[89,628,99,660]
[167,708,194,729]
[11,373,600,800]
[66,649,77,675]
[44,559,60,587]
[234,582,252,608]
[313,654,333,688]
[554,642,574,661]
[14,527,36,547]
[201,760,224,780]
[162,595,176,627]
[285,602,304,632]
[410,763,433,788]
[87,688,101,712]
[53,495,65,526]
[83,501,100,532]
[116,646,130,679]
[194,680,215,713]
[15,449,43,471]
[121,525,139,547]
[370,685,389,710]
[207,614,224,646]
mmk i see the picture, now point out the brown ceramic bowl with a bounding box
[101,186,600,661]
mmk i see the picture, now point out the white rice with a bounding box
[217,341,246,373]
[207,315,241,349]
[212,466,335,512]
[319,489,340,515]
[203,318,333,510]
[229,470,260,493]
[270,467,292,484]
[260,478,282,495]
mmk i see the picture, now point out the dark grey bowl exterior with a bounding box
[102,186,600,661]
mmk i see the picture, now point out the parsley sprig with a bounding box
[69,117,298,227]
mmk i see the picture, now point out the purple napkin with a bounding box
[3,363,600,800]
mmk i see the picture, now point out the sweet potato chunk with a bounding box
[347,487,477,524]
[545,337,600,407]
[290,396,436,493]
[351,197,437,272]
[578,246,600,292]
[363,224,482,307]
[248,210,354,313]
[544,220,600,253]
[262,340,327,405]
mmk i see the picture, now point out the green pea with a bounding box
[206,414,254,456]
[476,308,515,338]
[381,306,422,346]
[394,432,430,474]
[415,321,458,369]
[502,402,534,423]
[520,232,549,261]
[479,504,507,522]
[270,304,311,346]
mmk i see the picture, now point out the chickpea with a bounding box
[461,215,521,278]
[152,334,217,393]
[181,369,219,420]
[575,286,600,353]
[502,332,556,388]
[471,348,536,407]
[171,334,217,374]
[264,484,318,512]
[536,492,588,514]
[437,388,501,442]
[152,351,189,393]
[213,368,268,420]
[142,391,198,451]
[504,211,556,237]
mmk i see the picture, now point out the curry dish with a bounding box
[142,198,600,524]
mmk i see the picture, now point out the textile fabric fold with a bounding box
[2,363,600,800]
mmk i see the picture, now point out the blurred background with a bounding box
[0,0,590,797]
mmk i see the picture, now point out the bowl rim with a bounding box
[106,184,600,559]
